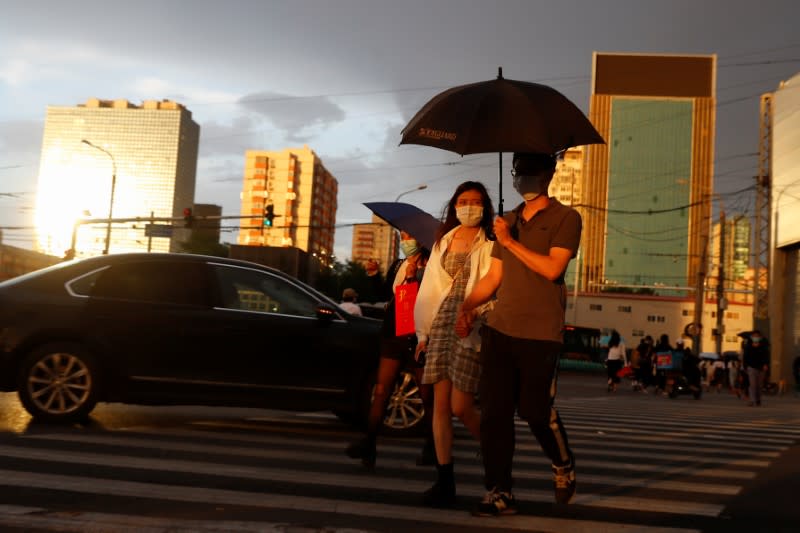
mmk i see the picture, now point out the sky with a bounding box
[1,0,799,261]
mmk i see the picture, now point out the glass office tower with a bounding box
[34,98,199,257]
[582,53,716,294]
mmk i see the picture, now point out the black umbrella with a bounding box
[363,201,441,251]
[400,67,605,213]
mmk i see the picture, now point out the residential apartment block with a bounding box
[237,146,337,260]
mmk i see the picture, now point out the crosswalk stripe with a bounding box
[0,443,725,516]
[23,432,760,482]
[554,415,800,440]
[0,470,701,533]
[136,422,785,460]
[559,411,800,439]
[191,418,791,454]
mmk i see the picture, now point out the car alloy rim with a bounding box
[383,370,425,430]
[27,352,91,414]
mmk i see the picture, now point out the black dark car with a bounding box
[0,253,387,424]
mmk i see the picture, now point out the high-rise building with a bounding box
[238,146,337,259]
[351,215,399,277]
[582,53,716,293]
[34,98,199,257]
[709,215,751,304]
[548,147,584,207]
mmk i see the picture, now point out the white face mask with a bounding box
[456,205,483,227]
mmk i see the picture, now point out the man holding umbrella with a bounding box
[456,152,582,515]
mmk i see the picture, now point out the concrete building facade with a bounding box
[568,291,752,354]
[35,98,199,258]
[351,215,399,277]
[767,72,800,385]
[237,146,337,263]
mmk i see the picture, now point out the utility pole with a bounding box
[693,232,708,353]
[754,93,772,333]
[715,208,726,355]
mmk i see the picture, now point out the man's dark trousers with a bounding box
[479,326,573,491]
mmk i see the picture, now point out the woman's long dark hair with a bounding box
[609,330,621,349]
[434,181,495,248]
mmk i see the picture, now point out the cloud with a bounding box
[0,119,43,156]
[237,91,346,141]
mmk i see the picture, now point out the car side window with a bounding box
[90,261,211,306]
[212,265,318,318]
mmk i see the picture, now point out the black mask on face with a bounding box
[513,174,549,201]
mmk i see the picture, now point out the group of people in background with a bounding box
[341,152,583,516]
[604,329,772,406]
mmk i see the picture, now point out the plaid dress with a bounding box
[421,250,481,393]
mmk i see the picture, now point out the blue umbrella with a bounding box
[363,202,441,251]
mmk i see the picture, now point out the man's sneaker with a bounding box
[472,487,518,517]
[552,462,576,504]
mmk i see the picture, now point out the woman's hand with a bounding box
[455,307,476,338]
[414,341,428,363]
[404,260,418,281]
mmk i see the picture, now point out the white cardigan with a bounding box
[414,226,494,350]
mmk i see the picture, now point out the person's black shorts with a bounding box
[380,334,416,361]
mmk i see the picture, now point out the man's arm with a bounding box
[494,217,573,281]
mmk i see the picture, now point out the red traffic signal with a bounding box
[183,207,194,228]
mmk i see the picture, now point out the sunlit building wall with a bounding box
[351,214,399,277]
[583,53,716,294]
[238,146,337,261]
[34,98,199,257]
[767,71,800,384]
[549,147,584,207]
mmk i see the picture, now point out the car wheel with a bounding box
[379,369,426,436]
[17,342,100,423]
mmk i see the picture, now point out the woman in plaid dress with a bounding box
[414,181,495,507]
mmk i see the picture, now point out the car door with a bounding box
[84,259,217,392]
[208,263,359,409]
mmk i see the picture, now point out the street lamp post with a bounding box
[82,140,117,255]
[395,184,427,202]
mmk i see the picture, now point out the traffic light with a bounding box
[264,204,275,227]
[183,207,194,228]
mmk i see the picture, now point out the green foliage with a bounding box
[179,234,230,257]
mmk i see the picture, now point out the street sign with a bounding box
[144,224,174,238]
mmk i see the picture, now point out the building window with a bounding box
[682,309,691,316]
[618,305,631,313]
[590,304,602,311]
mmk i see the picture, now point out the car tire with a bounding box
[17,342,100,423]
[378,369,427,437]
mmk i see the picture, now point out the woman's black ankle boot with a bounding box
[422,462,455,507]
[345,435,376,469]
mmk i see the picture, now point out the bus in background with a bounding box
[563,325,602,363]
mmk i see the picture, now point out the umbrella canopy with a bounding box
[400,67,605,213]
[363,201,441,251]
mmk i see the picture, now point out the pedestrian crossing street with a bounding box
[0,394,798,533]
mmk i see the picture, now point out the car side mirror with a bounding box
[315,303,338,321]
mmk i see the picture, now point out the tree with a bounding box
[178,233,230,257]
